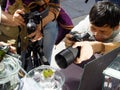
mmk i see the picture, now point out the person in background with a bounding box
[64,1,120,64]
[0,0,60,65]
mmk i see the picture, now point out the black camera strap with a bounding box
[17,26,22,55]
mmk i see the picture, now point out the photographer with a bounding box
[0,0,60,65]
[64,1,120,64]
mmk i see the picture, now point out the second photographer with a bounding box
[0,0,60,71]
[55,1,120,69]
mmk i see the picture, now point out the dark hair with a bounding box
[89,1,120,28]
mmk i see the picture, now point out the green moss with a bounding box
[42,69,54,78]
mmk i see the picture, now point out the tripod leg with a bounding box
[33,50,42,67]
[37,47,50,65]
[24,48,34,72]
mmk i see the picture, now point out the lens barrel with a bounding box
[55,47,79,68]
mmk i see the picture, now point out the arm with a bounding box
[101,42,120,54]
[34,0,61,28]
[89,41,120,54]
[72,41,120,64]
[1,9,25,26]
[28,0,61,41]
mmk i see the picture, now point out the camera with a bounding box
[69,31,91,41]
[21,8,49,34]
[55,31,95,69]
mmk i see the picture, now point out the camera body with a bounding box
[21,11,41,34]
[69,31,91,41]
[21,8,49,34]
[55,31,94,69]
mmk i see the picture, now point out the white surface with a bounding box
[50,41,66,69]
[22,77,42,90]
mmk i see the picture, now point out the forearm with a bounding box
[1,11,14,26]
[41,10,59,27]
[103,42,120,54]
[90,41,104,54]
[91,41,120,54]
[41,1,60,27]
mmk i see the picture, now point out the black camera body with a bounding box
[69,31,91,41]
[21,7,49,34]
[55,31,95,69]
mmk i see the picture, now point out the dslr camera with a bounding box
[21,8,49,34]
[55,31,95,69]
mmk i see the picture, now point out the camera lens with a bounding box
[27,19,36,34]
[55,47,79,68]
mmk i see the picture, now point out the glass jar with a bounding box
[25,65,65,90]
[0,54,22,90]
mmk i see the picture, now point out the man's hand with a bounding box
[64,34,75,47]
[72,41,94,64]
[72,41,105,64]
[1,9,25,26]
[27,25,43,42]
[12,9,25,26]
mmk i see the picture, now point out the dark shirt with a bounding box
[95,0,120,7]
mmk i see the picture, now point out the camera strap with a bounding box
[17,26,21,55]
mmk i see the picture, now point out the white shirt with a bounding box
[71,15,120,42]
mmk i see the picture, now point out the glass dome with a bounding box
[0,54,21,84]
[26,65,65,90]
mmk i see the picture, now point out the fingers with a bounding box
[31,33,43,42]
[72,41,90,48]
[13,9,25,26]
[64,34,74,47]
[27,30,43,42]
[73,41,94,64]
[15,9,25,14]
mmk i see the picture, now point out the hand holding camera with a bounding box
[65,31,91,47]
[20,7,49,34]
[55,31,95,69]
